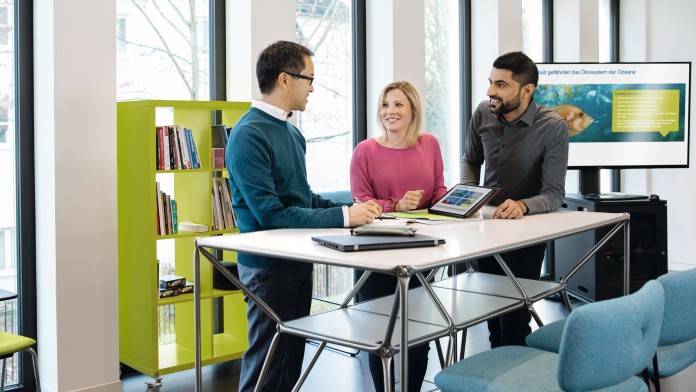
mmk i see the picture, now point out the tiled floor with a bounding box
[121,298,570,392]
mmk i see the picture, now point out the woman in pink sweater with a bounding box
[349,81,447,392]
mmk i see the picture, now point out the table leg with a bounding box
[194,246,202,392]
[397,268,410,392]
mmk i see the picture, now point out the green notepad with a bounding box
[387,211,463,221]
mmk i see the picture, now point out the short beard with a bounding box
[490,93,521,116]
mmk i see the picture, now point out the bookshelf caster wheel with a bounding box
[145,376,163,392]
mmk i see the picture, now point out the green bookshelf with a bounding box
[117,100,250,378]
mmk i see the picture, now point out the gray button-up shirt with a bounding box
[461,99,569,214]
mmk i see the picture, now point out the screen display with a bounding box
[429,184,499,218]
[534,62,691,169]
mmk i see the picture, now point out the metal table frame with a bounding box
[193,210,630,392]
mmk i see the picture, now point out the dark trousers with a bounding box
[473,243,547,348]
[354,270,430,392]
[238,263,313,392]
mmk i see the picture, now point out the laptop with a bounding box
[311,234,446,252]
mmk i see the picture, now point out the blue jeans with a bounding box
[238,263,313,392]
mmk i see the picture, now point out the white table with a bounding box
[193,209,630,392]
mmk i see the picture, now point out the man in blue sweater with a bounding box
[226,40,381,392]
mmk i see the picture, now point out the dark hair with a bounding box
[492,51,538,88]
[256,40,314,94]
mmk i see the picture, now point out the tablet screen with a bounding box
[428,184,500,218]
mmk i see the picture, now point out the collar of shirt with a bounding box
[497,99,538,127]
[252,99,293,121]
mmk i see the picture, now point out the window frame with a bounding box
[15,0,38,390]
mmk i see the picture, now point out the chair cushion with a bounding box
[0,331,36,357]
[434,345,647,392]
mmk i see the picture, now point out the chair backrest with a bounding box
[556,280,664,391]
[656,268,696,346]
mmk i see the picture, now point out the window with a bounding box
[296,0,354,304]
[116,0,210,101]
[116,17,126,52]
[425,0,461,186]
[295,0,353,192]
[0,0,23,387]
[0,6,9,46]
[522,0,543,62]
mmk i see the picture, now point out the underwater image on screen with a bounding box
[534,83,686,143]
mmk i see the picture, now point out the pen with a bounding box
[353,197,396,220]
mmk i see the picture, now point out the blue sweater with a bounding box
[226,107,347,268]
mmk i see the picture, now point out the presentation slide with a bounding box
[534,62,690,168]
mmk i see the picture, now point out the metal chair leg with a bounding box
[26,347,41,392]
[1,357,6,391]
[652,353,661,392]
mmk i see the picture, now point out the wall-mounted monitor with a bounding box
[534,62,691,171]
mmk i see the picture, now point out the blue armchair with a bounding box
[434,280,664,392]
[526,269,696,392]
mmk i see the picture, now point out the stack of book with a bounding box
[211,177,236,230]
[155,124,202,170]
[159,274,194,298]
[156,182,177,235]
[211,124,229,169]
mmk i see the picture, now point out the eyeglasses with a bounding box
[283,71,314,86]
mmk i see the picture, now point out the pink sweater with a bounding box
[350,133,447,212]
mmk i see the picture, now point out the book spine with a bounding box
[178,125,191,169]
[171,199,178,234]
[156,182,165,235]
[186,128,200,169]
[162,125,171,170]
[156,126,164,170]
[171,127,181,170]
[164,194,171,234]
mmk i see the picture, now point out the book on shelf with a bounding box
[178,222,208,232]
[211,124,228,169]
[154,124,203,170]
[156,126,164,170]
[211,177,236,230]
[171,199,178,234]
[211,148,225,169]
[185,127,201,169]
[155,182,177,235]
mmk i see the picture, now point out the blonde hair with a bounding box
[376,81,423,148]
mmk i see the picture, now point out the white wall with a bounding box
[635,0,696,267]
[34,0,120,390]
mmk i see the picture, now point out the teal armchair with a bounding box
[434,280,664,392]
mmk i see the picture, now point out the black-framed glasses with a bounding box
[283,71,314,86]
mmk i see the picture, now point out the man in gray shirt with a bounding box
[461,51,569,347]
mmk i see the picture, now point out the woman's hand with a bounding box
[395,190,424,212]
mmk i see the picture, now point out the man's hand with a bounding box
[394,190,425,212]
[493,199,527,219]
[348,200,383,227]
